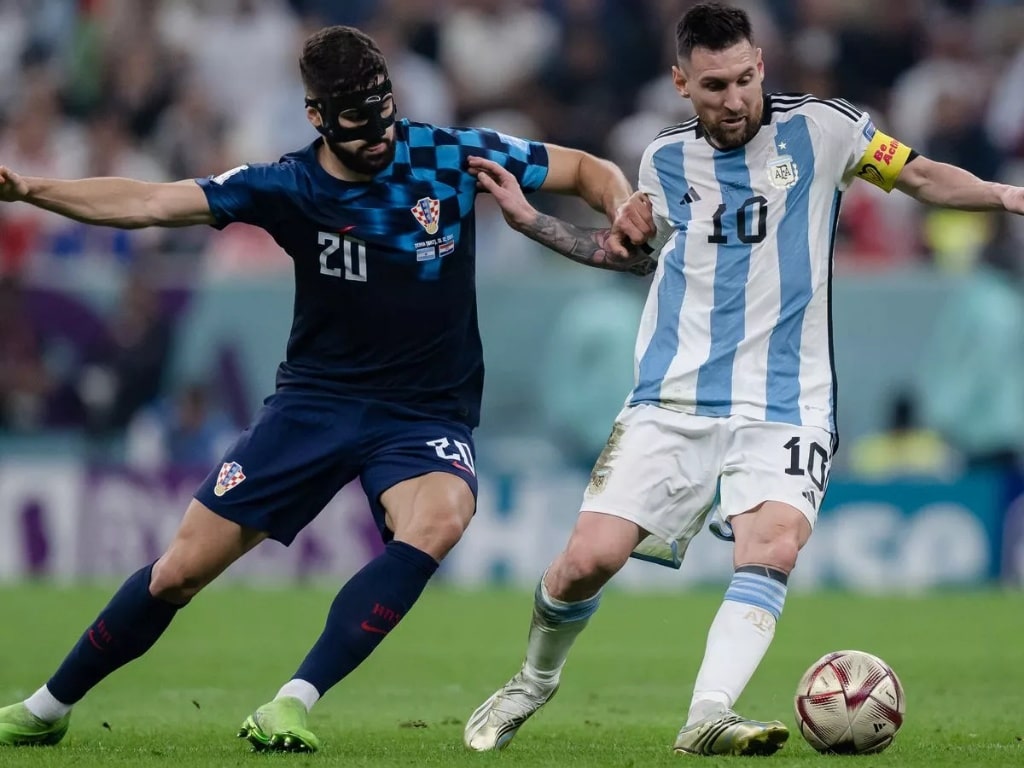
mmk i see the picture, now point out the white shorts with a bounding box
[581,404,834,563]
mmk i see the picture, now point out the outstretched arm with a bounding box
[894,156,1024,214]
[469,156,655,274]
[540,144,630,218]
[0,166,215,228]
[538,144,655,251]
[513,207,654,273]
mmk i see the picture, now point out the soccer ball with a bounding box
[794,649,905,754]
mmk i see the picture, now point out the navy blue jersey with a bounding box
[196,119,549,427]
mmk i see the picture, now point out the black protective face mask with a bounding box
[305,78,396,144]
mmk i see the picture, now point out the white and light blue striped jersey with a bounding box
[630,93,875,434]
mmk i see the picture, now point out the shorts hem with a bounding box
[578,503,682,546]
[719,496,818,529]
[192,495,288,544]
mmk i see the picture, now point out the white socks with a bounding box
[275,679,320,712]
[522,577,601,688]
[687,600,777,724]
[24,686,72,723]
[687,567,787,725]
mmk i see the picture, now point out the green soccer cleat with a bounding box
[673,709,789,756]
[237,697,321,753]
[0,702,70,747]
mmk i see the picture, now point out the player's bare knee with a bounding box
[736,525,801,573]
[397,507,470,560]
[559,539,628,588]
[761,540,800,573]
[149,556,207,603]
[554,511,641,589]
[427,507,471,549]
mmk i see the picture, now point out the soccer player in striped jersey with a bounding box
[464,2,1024,757]
[0,26,653,753]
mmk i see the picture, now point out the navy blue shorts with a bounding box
[193,391,478,545]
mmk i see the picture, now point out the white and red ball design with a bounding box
[794,649,905,754]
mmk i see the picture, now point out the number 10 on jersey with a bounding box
[319,231,367,282]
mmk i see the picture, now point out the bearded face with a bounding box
[675,41,765,151]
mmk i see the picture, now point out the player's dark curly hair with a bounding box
[299,26,388,98]
[676,3,753,59]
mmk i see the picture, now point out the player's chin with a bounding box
[711,121,753,149]
[358,144,395,170]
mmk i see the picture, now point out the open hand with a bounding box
[467,155,538,230]
[0,166,28,203]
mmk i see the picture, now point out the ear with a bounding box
[756,47,765,81]
[672,65,690,99]
[306,104,323,129]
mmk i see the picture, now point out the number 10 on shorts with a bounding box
[783,436,829,492]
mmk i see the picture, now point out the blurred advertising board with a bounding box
[0,462,381,583]
[0,461,1009,590]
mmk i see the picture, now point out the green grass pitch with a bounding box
[1,584,1022,766]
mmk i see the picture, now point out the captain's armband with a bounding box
[854,131,913,192]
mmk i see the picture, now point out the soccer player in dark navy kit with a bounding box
[0,26,655,752]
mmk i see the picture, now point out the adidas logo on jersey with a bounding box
[678,186,702,206]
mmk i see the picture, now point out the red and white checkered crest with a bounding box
[411,197,440,235]
[214,461,246,497]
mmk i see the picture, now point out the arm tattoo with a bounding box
[523,213,656,275]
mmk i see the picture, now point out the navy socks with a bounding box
[47,563,181,704]
[44,542,439,706]
[293,541,438,695]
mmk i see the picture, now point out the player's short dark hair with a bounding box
[299,26,388,98]
[676,3,753,60]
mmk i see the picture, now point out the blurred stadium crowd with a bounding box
[1,0,1023,476]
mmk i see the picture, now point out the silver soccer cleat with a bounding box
[673,709,789,756]
[463,670,558,751]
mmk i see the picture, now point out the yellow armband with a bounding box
[854,131,913,192]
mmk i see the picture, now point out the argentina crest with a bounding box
[767,154,798,189]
